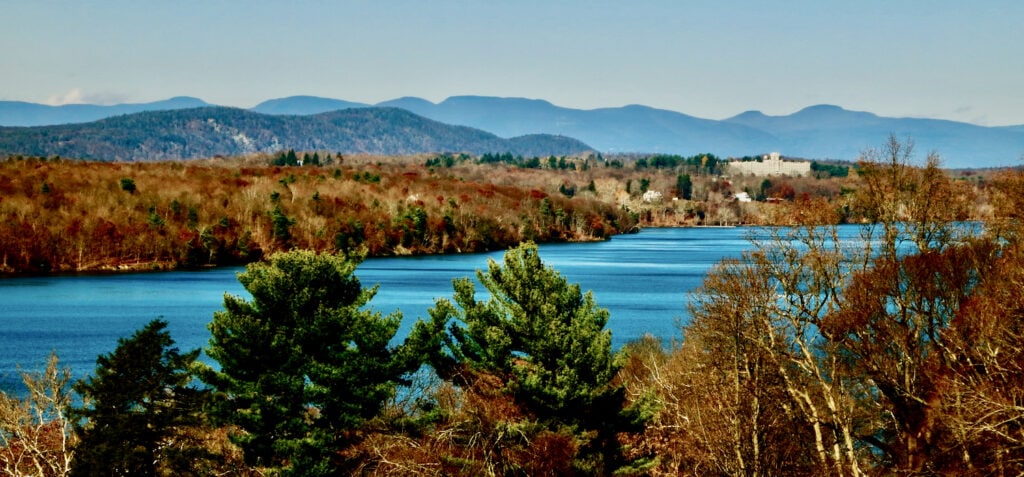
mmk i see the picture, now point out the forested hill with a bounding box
[0,106,593,161]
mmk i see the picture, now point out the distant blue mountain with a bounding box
[376,96,438,112]
[250,95,369,115]
[723,105,1024,168]
[0,96,209,126]
[366,96,1024,167]
[2,95,1022,167]
[996,125,1024,135]
[373,95,779,156]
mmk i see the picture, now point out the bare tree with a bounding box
[677,135,1005,475]
[0,353,75,477]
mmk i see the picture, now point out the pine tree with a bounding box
[270,204,294,245]
[676,173,692,200]
[118,177,136,194]
[70,319,205,477]
[204,249,443,475]
[432,242,647,473]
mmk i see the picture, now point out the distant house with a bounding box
[728,152,810,177]
[642,190,664,203]
[734,191,753,202]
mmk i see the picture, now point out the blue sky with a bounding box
[3,1,1022,125]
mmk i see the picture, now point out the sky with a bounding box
[3,1,1023,126]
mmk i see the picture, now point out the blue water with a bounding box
[0,227,753,394]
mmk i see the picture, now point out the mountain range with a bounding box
[3,95,1023,168]
[0,107,590,161]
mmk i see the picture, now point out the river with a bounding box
[0,227,754,394]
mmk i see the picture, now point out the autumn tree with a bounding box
[818,141,1021,473]
[934,225,1024,473]
[677,199,865,475]
[674,135,1020,475]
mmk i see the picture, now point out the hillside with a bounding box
[0,107,593,160]
[0,155,638,273]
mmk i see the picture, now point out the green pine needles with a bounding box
[431,242,649,474]
[71,319,206,476]
[203,249,443,476]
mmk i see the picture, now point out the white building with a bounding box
[642,190,664,203]
[727,152,810,177]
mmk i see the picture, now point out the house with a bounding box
[642,190,664,203]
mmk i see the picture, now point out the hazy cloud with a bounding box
[46,88,129,106]
[46,88,86,105]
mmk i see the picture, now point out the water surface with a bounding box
[0,227,752,393]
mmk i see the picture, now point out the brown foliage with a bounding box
[0,155,635,273]
[627,248,846,476]
[346,371,586,476]
[666,138,1023,476]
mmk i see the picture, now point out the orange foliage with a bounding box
[0,156,636,274]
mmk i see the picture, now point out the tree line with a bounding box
[3,146,997,275]
[1,136,1022,475]
[0,154,634,274]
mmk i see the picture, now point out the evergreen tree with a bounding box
[676,173,692,200]
[270,204,294,245]
[759,178,772,201]
[119,177,136,194]
[204,249,443,475]
[432,242,647,473]
[70,319,205,477]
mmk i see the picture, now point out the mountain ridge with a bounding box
[0,96,210,126]
[0,106,593,161]
[250,96,370,115]
[2,95,1023,167]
